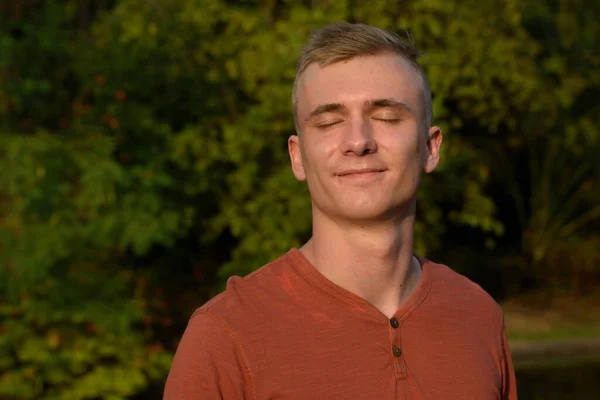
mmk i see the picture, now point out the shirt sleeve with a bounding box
[163,310,254,400]
[501,320,518,400]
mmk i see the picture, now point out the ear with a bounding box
[288,135,306,181]
[423,126,443,173]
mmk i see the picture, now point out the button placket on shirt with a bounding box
[389,316,407,380]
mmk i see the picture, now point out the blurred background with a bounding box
[0,0,598,399]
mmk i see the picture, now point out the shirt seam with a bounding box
[397,260,433,323]
[198,259,281,311]
[193,310,256,400]
[500,316,508,398]
[242,258,279,281]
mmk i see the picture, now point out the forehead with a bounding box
[296,53,423,117]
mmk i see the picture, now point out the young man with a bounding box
[164,23,517,399]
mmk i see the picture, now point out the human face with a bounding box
[288,53,442,224]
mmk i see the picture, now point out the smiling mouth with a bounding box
[336,169,387,178]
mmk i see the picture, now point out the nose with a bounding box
[340,117,377,156]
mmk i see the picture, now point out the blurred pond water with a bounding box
[516,357,600,400]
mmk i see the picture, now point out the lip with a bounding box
[335,168,387,177]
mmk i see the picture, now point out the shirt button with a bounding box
[390,317,399,328]
[392,346,402,357]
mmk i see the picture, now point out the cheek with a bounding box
[387,128,421,155]
[385,136,424,176]
[303,138,337,173]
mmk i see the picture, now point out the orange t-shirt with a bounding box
[164,249,517,399]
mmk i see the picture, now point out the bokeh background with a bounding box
[0,0,599,399]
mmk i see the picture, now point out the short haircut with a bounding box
[292,22,432,132]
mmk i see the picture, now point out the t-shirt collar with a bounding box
[287,248,433,324]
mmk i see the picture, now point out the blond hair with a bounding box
[292,23,432,132]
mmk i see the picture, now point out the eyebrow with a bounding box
[305,98,414,122]
[306,103,346,120]
[366,98,415,115]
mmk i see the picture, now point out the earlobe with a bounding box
[288,135,307,181]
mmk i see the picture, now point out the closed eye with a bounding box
[372,118,401,124]
[316,120,343,129]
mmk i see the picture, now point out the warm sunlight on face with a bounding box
[288,53,442,225]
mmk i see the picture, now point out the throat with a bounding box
[301,234,421,318]
[369,256,422,318]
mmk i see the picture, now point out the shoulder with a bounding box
[165,304,255,399]
[423,258,504,323]
[165,253,296,397]
[192,251,296,330]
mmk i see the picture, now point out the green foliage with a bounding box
[484,0,600,287]
[0,267,171,399]
[0,0,598,397]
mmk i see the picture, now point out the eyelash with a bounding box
[373,118,401,124]
[317,121,341,129]
[316,118,401,129]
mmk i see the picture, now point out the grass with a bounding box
[503,292,600,399]
[515,354,600,371]
[502,291,600,342]
[506,317,600,342]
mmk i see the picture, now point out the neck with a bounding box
[300,202,421,318]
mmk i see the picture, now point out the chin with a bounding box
[336,201,393,222]
[337,194,416,222]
